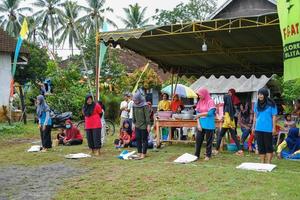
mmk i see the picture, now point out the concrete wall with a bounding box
[0,53,12,121]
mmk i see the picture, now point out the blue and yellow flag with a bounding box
[12,18,28,77]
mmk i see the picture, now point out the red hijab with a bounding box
[196,88,215,113]
[229,88,240,105]
[65,119,83,140]
[171,94,184,112]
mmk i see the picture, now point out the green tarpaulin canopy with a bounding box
[100,13,283,78]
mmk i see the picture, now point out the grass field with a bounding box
[0,122,299,200]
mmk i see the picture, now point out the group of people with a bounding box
[194,87,300,163]
[35,85,300,163]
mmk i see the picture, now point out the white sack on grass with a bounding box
[27,145,41,152]
[174,153,198,164]
[236,162,277,172]
[65,153,91,159]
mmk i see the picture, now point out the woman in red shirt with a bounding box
[63,119,83,145]
[83,94,102,156]
[170,94,184,112]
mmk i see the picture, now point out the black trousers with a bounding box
[136,128,148,154]
[255,131,273,154]
[66,139,83,145]
[86,128,101,149]
[40,125,52,148]
[216,128,241,150]
[194,129,214,158]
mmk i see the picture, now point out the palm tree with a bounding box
[27,16,48,45]
[78,0,116,36]
[0,0,32,37]
[33,0,64,54]
[55,1,82,56]
[119,3,150,29]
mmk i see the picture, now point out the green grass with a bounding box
[0,122,299,200]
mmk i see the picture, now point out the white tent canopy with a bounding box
[190,75,272,94]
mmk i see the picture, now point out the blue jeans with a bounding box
[241,127,251,144]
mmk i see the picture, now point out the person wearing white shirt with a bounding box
[120,94,129,128]
[127,93,134,125]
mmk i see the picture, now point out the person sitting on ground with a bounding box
[57,128,66,145]
[130,127,154,148]
[122,119,132,136]
[114,129,131,148]
[284,114,296,130]
[215,95,243,156]
[277,127,300,159]
[62,119,83,145]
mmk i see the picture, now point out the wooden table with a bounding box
[155,118,222,145]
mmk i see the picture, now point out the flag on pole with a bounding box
[99,21,108,69]
[277,0,300,81]
[12,18,29,77]
[132,62,149,94]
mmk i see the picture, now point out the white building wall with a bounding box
[0,53,12,106]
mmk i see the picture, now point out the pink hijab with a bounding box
[195,88,215,113]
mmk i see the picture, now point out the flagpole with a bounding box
[95,31,100,101]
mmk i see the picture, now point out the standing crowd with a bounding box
[36,86,300,163]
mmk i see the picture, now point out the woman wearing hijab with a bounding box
[215,95,243,155]
[277,127,300,159]
[132,90,151,159]
[194,88,216,161]
[36,95,52,152]
[83,94,102,156]
[63,119,83,145]
[170,94,184,112]
[253,88,277,163]
[228,88,241,129]
[238,102,253,145]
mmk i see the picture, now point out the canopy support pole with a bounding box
[171,69,174,99]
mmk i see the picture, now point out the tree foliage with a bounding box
[282,78,300,103]
[153,0,217,25]
[45,61,91,120]
[163,75,197,88]
[0,0,32,37]
[15,42,50,84]
[128,68,162,91]
[101,49,129,93]
[119,3,149,29]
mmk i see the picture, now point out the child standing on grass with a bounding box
[36,95,52,152]
[132,90,151,159]
[215,95,243,156]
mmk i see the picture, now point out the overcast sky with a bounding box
[21,0,227,58]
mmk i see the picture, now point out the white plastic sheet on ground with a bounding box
[118,150,137,160]
[236,162,277,172]
[65,153,91,159]
[174,153,198,164]
[27,145,41,152]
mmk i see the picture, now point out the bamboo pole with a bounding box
[171,69,174,99]
[95,32,100,101]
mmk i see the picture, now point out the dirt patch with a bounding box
[0,163,81,200]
